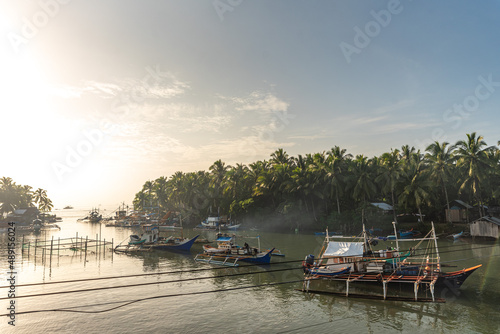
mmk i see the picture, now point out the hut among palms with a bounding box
[470,216,500,239]
[4,207,39,225]
[446,200,472,223]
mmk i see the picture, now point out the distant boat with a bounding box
[387,229,421,240]
[197,216,241,230]
[87,208,102,223]
[63,205,73,209]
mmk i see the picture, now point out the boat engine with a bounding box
[302,254,315,273]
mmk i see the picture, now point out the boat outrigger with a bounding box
[302,222,482,302]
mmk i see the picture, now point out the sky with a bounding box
[1,0,500,209]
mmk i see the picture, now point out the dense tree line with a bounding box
[133,133,500,232]
[0,177,53,216]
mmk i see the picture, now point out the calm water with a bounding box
[1,208,500,334]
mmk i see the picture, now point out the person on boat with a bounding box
[244,242,250,254]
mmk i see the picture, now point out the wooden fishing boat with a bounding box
[195,234,274,266]
[194,248,274,266]
[81,208,102,223]
[115,225,199,252]
[450,231,464,240]
[302,222,482,301]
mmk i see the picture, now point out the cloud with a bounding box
[50,71,190,101]
[372,99,415,114]
[289,133,332,141]
[353,115,389,124]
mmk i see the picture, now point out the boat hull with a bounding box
[151,235,200,251]
[196,248,275,265]
[308,264,482,288]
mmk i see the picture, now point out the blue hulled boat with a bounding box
[195,233,275,266]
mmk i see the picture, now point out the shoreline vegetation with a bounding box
[0,177,53,218]
[134,133,500,234]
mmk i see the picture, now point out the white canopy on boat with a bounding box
[323,242,364,257]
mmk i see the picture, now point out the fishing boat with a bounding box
[82,208,102,223]
[387,229,421,240]
[195,234,274,266]
[197,216,241,230]
[114,225,199,252]
[450,231,464,240]
[32,218,43,231]
[302,222,482,302]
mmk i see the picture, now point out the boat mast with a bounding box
[431,221,440,271]
[392,221,399,251]
[362,224,368,253]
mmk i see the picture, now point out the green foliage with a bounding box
[0,177,51,215]
[132,134,500,230]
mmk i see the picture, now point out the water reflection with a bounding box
[1,210,500,333]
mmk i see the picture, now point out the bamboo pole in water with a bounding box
[49,236,54,269]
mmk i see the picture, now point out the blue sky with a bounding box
[1,0,500,208]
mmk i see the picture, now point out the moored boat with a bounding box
[302,223,482,301]
[195,234,274,266]
[114,225,199,252]
[81,208,102,223]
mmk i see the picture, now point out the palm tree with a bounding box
[133,191,148,210]
[270,148,292,166]
[375,149,401,223]
[209,160,230,210]
[0,177,17,215]
[351,155,377,227]
[33,188,53,218]
[33,188,47,206]
[38,197,53,213]
[142,180,155,209]
[398,160,432,223]
[425,141,454,222]
[453,133,495,217]
[325,146,352,214]
[20,185,34,207]
[154,176,169,212]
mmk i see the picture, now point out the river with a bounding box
[1,208,499,333]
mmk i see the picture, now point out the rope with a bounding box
[0,279,305,316]
[0,267,303,301]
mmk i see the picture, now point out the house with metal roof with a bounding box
[446,200,472,223]
[370,202,394,213]
[470,216,500,239]
[3,207,39,225]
